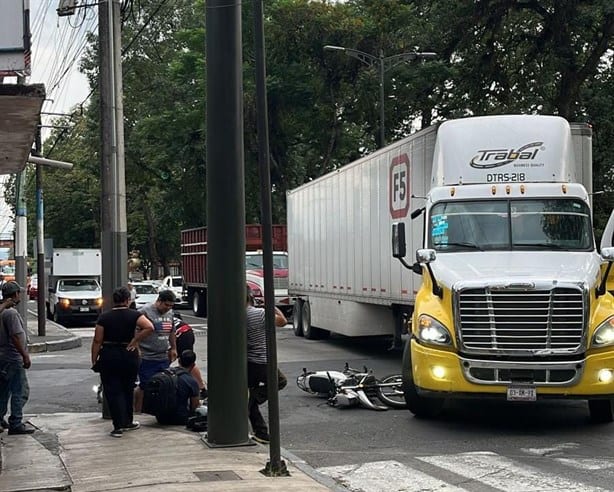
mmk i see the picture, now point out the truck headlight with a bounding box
[95,298,103,307]
[592,316,614,347]
[59,298,71,309]
[417,315,452,346]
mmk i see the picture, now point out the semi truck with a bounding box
[45,248,103,325]
[288,114,614,422]
[181,224,292,317]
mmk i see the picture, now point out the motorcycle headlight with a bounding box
[417,315,452,346]
[592,316,614,347]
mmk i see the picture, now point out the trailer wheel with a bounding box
[292,300,303,336]
[193,291,207,318]
[301,301,317,339]
[589,399,614,423]
[301,301,328,340]
[402,339,444,418]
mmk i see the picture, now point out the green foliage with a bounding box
[32,0,613,269]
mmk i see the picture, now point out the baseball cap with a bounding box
[2,281,22,298]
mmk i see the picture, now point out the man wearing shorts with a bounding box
[134,289,177,413]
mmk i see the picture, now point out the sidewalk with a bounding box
[1,315,339,491]
[25,311,83,353]
[0,413,334,491]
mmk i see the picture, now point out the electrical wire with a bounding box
[45,0,173,157]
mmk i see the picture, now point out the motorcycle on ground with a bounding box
[296,363,406,411]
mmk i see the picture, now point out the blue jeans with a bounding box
[138,358,169,389]
[0,361,30,429]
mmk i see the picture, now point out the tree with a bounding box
[33,0,613,265]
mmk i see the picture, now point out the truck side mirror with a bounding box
[392,223,406,259]
[416,249,437,264]
[602,211,614,250]
[602,247,614,261]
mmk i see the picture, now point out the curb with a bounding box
[281,447,350,492]
[26,316,82,353]
[28,336,82,353]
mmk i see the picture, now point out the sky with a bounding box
[30,1,95,134]
[0,2,95,242]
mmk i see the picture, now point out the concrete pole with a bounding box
[205,0,249,446]
[99,0,128,307]
[14,171,27,322]
[34,123,46,335]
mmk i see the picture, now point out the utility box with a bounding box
[0,0,31,77]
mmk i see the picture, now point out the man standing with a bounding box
[127,281,137,309]
[246,286,287,444]
[134,289,178,413]
[0,281,34,435]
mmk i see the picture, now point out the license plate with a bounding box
[507,386,536,401]
[79,306,90,312]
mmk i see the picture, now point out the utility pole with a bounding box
[253,0,288,476]
[14,169,27,322]
[205,0,249,447]
[99,0,127,306]
[34,121,45,335]
[14,75,27,322]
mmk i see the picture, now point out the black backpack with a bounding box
[142,367,188,422]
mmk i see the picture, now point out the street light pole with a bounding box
[324,45,436,148]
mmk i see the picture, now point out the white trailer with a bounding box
[287,118,593,344]
[287,125,437,341]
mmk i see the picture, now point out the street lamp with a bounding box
[324,45,436,148]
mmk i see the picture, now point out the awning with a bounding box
[0,84,46,175]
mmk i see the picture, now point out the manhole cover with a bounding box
[194,470,242,482]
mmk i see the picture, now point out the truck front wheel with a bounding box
[52,306,64,325]
[193,291,207,318]
[588,399,614,423]
[402,340,444,418]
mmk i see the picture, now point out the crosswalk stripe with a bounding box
[418,451,606,491]
[318,452,610,492]
[318,460,467,492]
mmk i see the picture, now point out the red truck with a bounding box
[181,224,293,317]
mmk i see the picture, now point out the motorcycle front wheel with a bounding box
[377,375,407,409]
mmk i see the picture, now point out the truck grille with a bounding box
[274,276,288,290]
[457,287,585,354]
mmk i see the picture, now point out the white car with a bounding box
[132,281,159,309]
[159,275,186,306]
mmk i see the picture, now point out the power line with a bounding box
[45,0,172,157]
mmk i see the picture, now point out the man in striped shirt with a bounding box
[246,286,287,444]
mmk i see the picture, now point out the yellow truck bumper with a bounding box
[411,340,614,398]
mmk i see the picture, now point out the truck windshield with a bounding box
[58,279,100,291]
[245,254,289,270]
[429,199,593,252]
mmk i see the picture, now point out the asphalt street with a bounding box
[22,302,614,491]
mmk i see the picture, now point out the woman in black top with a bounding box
[91,286,154,437]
